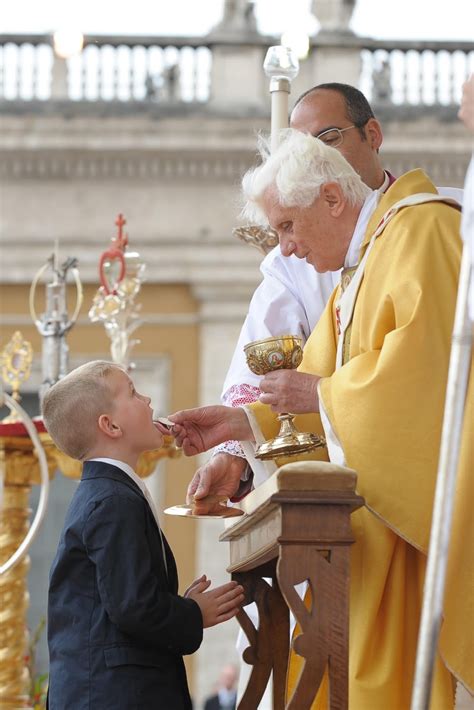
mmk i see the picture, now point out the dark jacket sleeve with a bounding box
[82,493,203,655]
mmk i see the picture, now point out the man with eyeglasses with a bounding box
[186,82,463,509]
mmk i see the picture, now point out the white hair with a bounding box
[241,128,371,224]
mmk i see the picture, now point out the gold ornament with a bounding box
[1,333,33,423]
[244,335,326,460]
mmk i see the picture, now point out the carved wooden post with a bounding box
[220,461,364,710]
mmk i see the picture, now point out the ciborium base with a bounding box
[255,414,326,460]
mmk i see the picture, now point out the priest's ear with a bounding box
[98,414,122,439]
[321,182,346,217]
[365,118,383,152]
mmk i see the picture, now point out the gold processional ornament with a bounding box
[89,213,180,474]
[1,331,33,423]
[233,225,279,256]
[244,334,326,460]
[88,213,146,371]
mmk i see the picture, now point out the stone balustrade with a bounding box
[0,32,472,107]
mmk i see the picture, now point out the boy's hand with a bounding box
[187,579,245,628]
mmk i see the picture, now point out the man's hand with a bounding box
[186,453,247,513]
[186,578,245,628]
[169,405,253,456]
[259,370,320,413]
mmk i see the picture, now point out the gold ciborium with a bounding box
[244,334,326,460]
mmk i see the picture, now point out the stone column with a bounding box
[206,0,267,109]
[208,43,267,108]
[312,0,356,34]
[307,40,362,88]
[50,56,69,100]
[192,283,257,707]
[309,0,362,88]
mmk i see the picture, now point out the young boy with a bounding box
[42,361,244,710]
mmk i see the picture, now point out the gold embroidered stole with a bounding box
[339,266,357,366]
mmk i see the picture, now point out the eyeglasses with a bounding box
[314,125,358,148]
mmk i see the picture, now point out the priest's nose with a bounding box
[280,238,296,257]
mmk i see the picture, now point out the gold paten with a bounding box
[164,503,244,519]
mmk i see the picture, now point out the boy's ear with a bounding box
[98,414,122,439]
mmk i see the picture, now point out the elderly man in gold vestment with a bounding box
[169,130,473,709]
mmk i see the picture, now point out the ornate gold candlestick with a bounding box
[244,335,326,460]
[0,431,52,710]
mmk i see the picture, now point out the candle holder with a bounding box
[0,385,50,707]
[244,335,326,460]
[263,45,299,85]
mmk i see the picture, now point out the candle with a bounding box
[263,46,299,153]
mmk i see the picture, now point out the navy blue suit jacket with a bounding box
[47,460,202,709]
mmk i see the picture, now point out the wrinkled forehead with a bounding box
[290,90,349,134]
[261,184,284,219]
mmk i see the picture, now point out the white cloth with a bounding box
[222,253,339,396]
[88,457,167,577]
[343,190,381,268]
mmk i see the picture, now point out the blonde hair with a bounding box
[241,128,370,224]
[42,360,122,460]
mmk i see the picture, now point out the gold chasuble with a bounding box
[248,170,473,709]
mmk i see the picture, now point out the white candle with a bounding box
[271,88,290,152]
[263,46,299,153]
